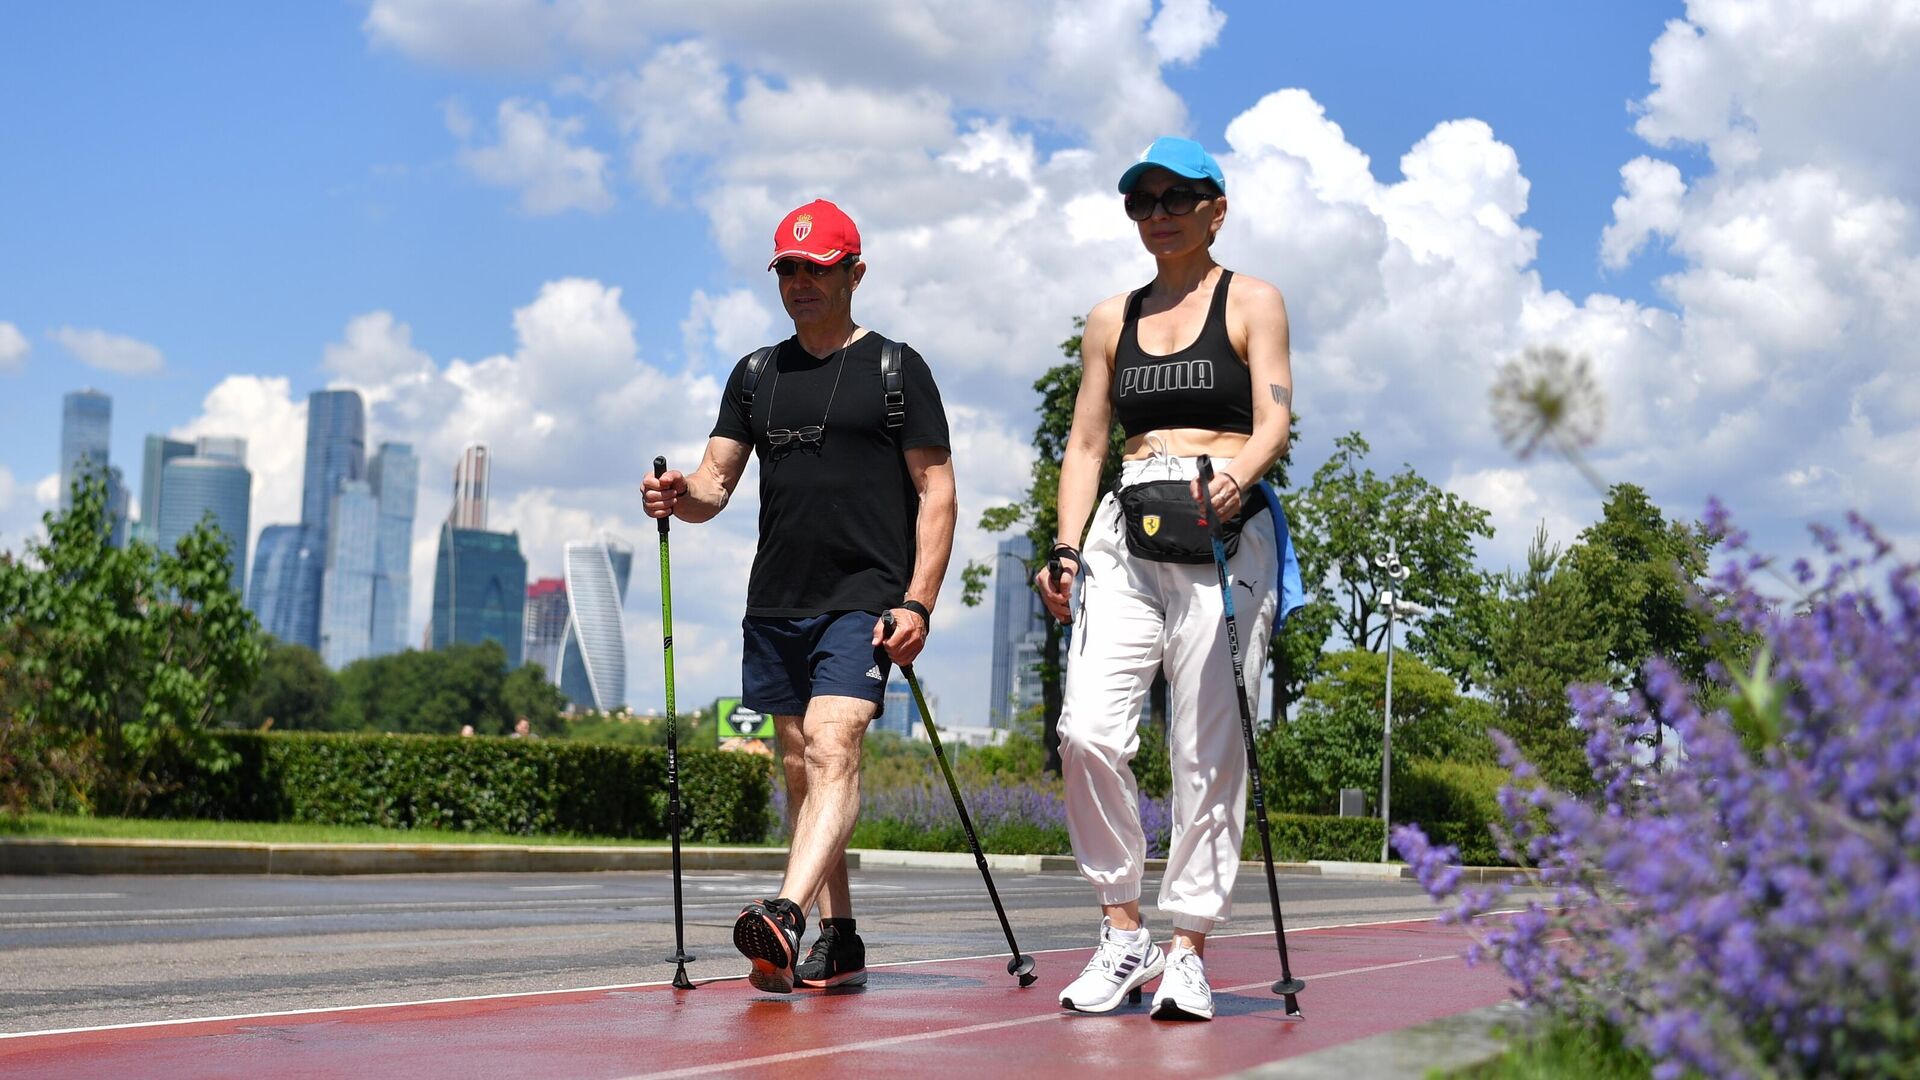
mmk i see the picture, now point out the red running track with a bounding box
[0,917,1512,1080]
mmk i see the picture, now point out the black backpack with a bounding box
[741,339,906,434]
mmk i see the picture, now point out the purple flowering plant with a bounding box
[1394,507,1920,1079]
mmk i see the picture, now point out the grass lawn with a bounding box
[1444,1016,1652,1079]
[0,813,779,849]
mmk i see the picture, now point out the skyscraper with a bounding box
[156,448,253,591]
[319,481,379,668]
[449,444,489,529]
[555,538,633,711]
[430,521,527,666]
[301,389,366,537]
[366,442,418,658]
[523,578,568,679]
[250,524,325,649]
[59,389,112,513]
[139,435,193,542]
[988,535,1048,728]
[878,678,923,739]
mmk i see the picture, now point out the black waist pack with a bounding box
[1117,480,1245,564]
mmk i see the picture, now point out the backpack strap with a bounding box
[880,340,905,430]
[739,345,777,427]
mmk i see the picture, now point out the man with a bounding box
[643,198,955,994]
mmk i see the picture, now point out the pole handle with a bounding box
[653,456,670,535]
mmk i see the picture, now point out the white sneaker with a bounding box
[1149,946,1214,1021]
[1059,918,1165,1013]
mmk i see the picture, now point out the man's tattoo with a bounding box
[1270,384,1292,407]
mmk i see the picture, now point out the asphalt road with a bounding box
[0,867,1465,1034]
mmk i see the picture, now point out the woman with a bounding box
[1039,136,1298,1022]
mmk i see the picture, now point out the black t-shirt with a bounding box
[711,332,950,617]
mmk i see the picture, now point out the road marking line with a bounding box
[0,893,126,900]
[508,885,603,891]
[618,952,1472,1080]
[0,911,1516,1041]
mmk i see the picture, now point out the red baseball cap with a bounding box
[768,199,861,269]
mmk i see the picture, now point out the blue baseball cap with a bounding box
[1117,136,1226,195]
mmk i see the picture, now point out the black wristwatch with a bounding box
[899,599,931,628]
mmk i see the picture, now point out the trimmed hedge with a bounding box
[146,731,773,844]
[1393,758,1509,866]
[1247,812,1385,863]
[849,810,1383,861]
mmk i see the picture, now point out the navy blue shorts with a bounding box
[741,611,891,717]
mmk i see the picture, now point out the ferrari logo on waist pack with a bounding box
[1142,514,1161,536]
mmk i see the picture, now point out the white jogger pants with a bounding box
[1059,456,1279,934]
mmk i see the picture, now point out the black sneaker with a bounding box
[795,925,868,989]
[734,897,805,994]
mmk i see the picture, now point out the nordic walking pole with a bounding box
[1195,454,1305,1016]
[884,611,1038,987]
[654,457,696,990]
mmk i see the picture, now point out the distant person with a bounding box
[643,198,954,993]
[1040,137,1298,1022]
[511,717,534,739]
[459,724,476,738]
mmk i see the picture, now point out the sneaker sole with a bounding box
[734,911,795,994]
[1059,951,1166,1014]
[1149,997,1214,1022]
[796,968,868,989]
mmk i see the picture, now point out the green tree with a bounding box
[0,474,263,812]
[229,640,335,731]
[331,641,515,734]
[1564,483,1725,757]
[1281,432,1497,702]
[1258,648,1494,816]
[504,661,569,732]
[1486,526,1611,791]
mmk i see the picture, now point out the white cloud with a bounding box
[1148,0,1227,65]
[596,39,731,201]
[1447,466,1592,570]
[0,466,14,511]
[323,311,436,394]
[453,98,613,214]
[364,0,557,70]
[681,288,775,367]
[171,376,308,571]
[1634,0,1920,180]
[0,322,28,373]
[34,473,59,507]
[1601,156,1686,270]
[50,326,165,374]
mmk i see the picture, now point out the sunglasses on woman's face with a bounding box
[1123,186,1213,222]
[772,258,852,279]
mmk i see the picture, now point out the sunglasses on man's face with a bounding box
[772,258,852,279]
[1123,186,1214,222]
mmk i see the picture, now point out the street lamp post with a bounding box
[1374,540,1411,863]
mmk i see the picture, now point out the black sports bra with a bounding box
[1111,270,1254,440]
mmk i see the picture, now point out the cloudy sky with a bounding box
[3,1,1915,724]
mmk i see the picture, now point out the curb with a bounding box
[0,837,1534,881]
[1222,1001,1523,1079]
[0,837,812,876]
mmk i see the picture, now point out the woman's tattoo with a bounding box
[1270,384,1292,407]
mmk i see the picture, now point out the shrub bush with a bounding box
[1394,758,1509,866]
[1397,509,1920,1079]
[1250,811,1385,863]
[146,731,773,844]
